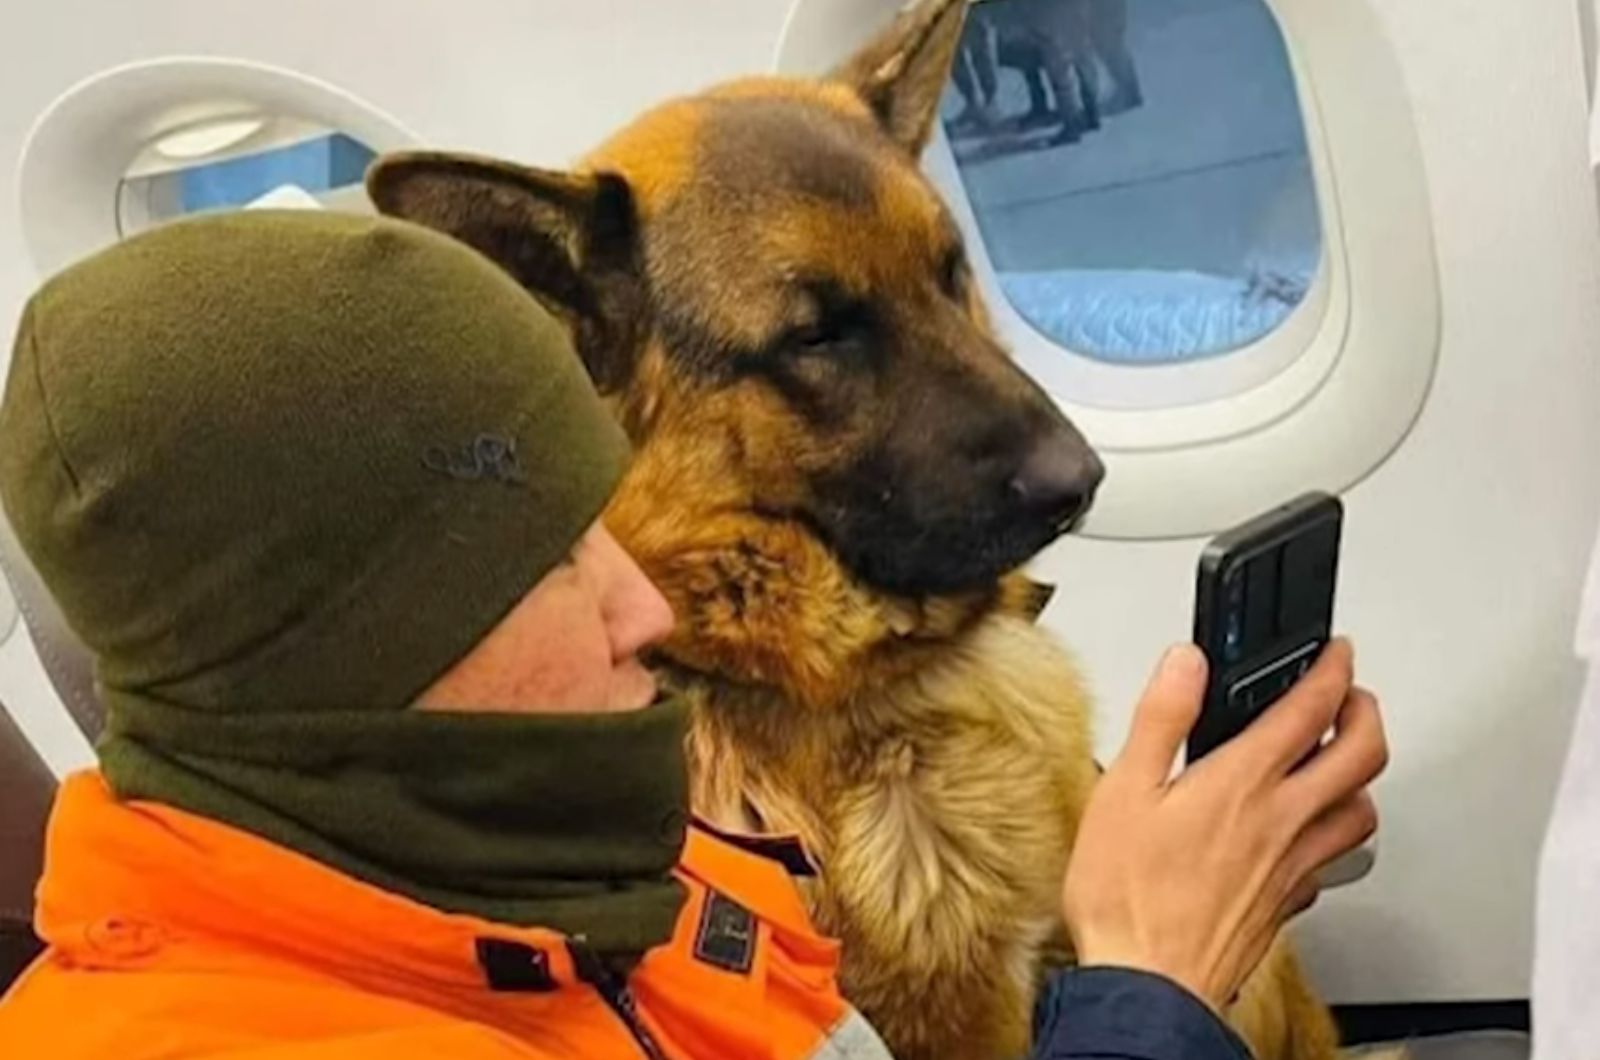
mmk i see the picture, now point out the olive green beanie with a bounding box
[0,210,628,711]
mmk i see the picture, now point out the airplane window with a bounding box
[940,0,1321,365]
[779,0,1437,536]
[117,117,377,237]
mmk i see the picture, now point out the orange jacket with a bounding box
[0,772,889,1059]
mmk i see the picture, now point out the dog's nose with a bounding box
[1007,434,1105,526]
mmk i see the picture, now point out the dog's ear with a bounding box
[367,150,644,392]
[831,0,967,155]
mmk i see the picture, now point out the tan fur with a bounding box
[369,2,1345,1054]
[605,402,1340,1060]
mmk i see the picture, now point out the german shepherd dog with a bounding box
[368,1,1338,1056]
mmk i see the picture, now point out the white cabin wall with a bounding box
[1580,0,1597,102]
[1035,0,1600,1002]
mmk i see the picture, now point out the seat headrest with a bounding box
[0,509,102,742]
[0,696,53,992]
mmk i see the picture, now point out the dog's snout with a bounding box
[1006,434,1105,526]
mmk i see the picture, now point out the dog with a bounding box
[367,1,1338,1056]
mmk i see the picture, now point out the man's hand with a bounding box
[1061,639,1387,1010]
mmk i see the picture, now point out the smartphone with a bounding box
[1188,492,1374,887]
[1188,492,1342,763]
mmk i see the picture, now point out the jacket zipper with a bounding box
[569,941,667,1060]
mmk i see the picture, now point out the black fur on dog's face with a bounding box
[368,0,1102,598]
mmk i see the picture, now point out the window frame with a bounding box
[17,58,417,279]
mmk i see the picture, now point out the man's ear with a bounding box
[367,150,644,392]
[831,0,967,155]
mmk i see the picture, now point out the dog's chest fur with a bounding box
[674,613,1100,1057]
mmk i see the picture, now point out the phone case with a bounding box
[1188,492,1343,762]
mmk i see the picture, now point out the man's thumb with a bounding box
[1114,644,1208,784]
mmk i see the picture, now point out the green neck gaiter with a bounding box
[98,692,691,962]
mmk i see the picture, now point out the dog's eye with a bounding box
[938,249,966,299]
[776,295,872,361]
[786,312,860,356]
[790,321,843,351]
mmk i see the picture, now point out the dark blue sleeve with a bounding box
[1030,967,1254,1060]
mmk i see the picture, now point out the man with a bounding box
[0,210,1384,1058]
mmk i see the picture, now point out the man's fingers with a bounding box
[1226,638,1355,779]
[1283,791,1380,888]
[1282,688,1388,820]
[1113,645,1209,786]
[1284,876,1320,919]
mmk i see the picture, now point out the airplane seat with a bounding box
[0,507,101,994]
[0,702,52,993]
[1364,1034,1529,1059]
[0,508,103,743]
